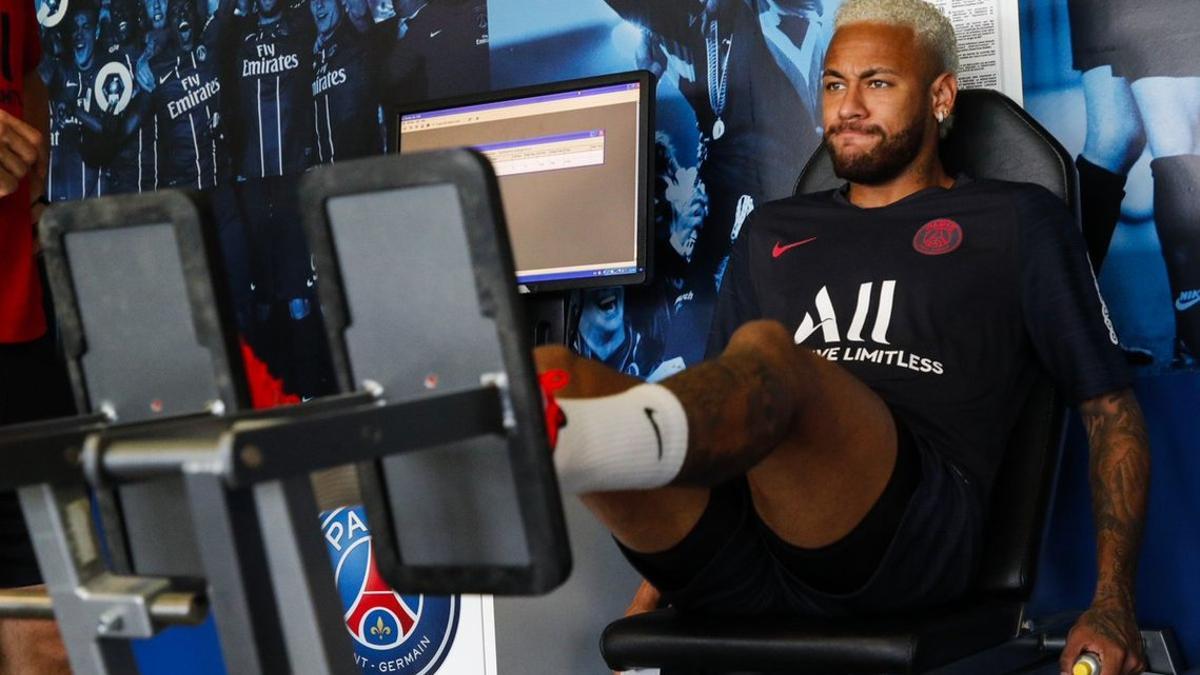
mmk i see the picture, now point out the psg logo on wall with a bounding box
[35,0,68,27]
[94,62,134,115]
[322,506,460,674]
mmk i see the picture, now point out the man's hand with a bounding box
[1060,595,1146,675]
[0,109,47,199]
[624,579,661,618]
[613,580,662,675]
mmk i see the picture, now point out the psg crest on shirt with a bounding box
[913,218,964,256]
[322,506,460,674]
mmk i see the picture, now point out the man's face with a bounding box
[661,171,703,260]
[340,0,369,33]
[669,210,700,259]
[310,0,341,38]
[143,0,167,30]
[579,287,626,343]
[259,0,280,20]
[72,12,96,68]
[821,22,935,185]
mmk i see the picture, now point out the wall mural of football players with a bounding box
[491,0,833,376]
[39,0,489,399]
[45,4,103,200]
[79,0,147,195]
[309,0,382,162]
[234,0,314,178]
[643,130,709,382]
[611,0,824,262]
[1019,0,1200,375]
[386,0,488,105]
[569,286,659,377]
[1062,0,1200,370]
[135,0,232,190]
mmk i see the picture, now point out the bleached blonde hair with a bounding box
[834,0,959,75]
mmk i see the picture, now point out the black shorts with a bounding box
[1069,0,1200,79]
[618,417,983,617]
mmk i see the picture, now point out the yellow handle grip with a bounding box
[1074,653,1101,675]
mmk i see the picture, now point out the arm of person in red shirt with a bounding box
[0,15,48,204]
[0,107,44,200]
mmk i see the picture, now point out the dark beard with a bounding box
[826,116,926,185]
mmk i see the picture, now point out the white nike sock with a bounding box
[552,384,689,494]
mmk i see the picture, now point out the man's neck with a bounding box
[846,152,954,209]
[587,327,627,362]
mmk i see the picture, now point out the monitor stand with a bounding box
[524,293,568,346]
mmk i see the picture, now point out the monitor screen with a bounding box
[396,71,652,292]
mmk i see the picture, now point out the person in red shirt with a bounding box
[0,0,72,671]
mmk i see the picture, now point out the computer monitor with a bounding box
[395,70,654,293]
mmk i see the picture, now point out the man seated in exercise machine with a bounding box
[532,1,1149,673]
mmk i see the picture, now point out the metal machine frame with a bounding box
[0,150,570,674]
[298,149,571,596]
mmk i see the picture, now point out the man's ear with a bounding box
[930,72,958,123]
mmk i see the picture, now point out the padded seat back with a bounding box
[793,89,1072,598]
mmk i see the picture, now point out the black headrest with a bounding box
[795,88,1073,599]
[795,89,1078,214]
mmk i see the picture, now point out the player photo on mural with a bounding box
[493,0,835,380]
[1022,0,1200,374]
[35,0,490,397]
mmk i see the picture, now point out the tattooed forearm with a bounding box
[664,350,798,485]
[1079,388,1150,604]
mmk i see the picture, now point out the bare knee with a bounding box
[725,320,795,363]
[581,487,710,553]
[725,320,818,389]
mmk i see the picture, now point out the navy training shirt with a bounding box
[311,20,380,164]
[235,11,314,177]
[152,39,224,189]
[707,177,1131,497]
[48,64,102,201]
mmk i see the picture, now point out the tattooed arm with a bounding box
[1060,388,1150,675]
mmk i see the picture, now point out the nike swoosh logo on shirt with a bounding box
[644,407,663,461]
[772,237,817,258]
[430,29,443,38]
[1177,292,1200,311]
